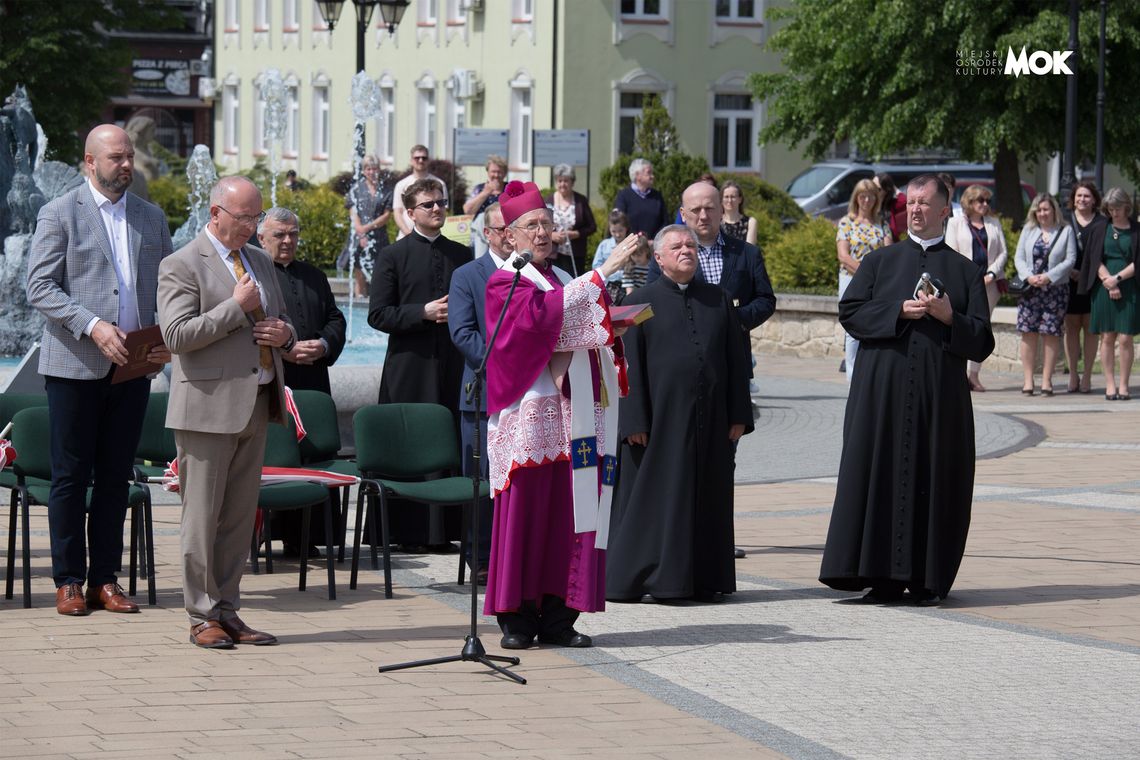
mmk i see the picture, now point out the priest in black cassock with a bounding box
[259,208,346,395]
[820,175,995,606]
[368,179,471,550]
[606,225,753,603]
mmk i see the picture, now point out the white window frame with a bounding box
[715,0,760,20]
[312,75,331,160]
[614,0,672,44]
[222,79,240,156]
[509,73,533,172]
[447,0,468,24]
[416,75,437,155]
[282,0,298,29]
[284,77,300,158]
[225,0,241,30]
[611,69,670,157]
[709,74,763,173]
[253,82,267,156]
[375,75,396,166]
[254,0,269,30]
[620,0,666,18]
[444,80,466,160]
[512,0,533,22]
[418,0,438,24]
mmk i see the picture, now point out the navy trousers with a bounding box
[44,372,150,588]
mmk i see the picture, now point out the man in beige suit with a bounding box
[157,176,296,649]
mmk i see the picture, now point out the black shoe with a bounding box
[426,542,458,554]
[858,586,906,604]
[475,568,488,586]
[640,593,658,604]
[838,359,846,373]
[911,590,944,607]
[538,629,592,648]
[734,547,746,559]
[500,633,534,650]
[396,543,429,553]
[693,590,726,603]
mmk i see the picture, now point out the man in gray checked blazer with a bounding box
[26,124,173,616]
[158,175,295,649]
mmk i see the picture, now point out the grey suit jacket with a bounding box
[26,183,173,379]
[157,231,291,434]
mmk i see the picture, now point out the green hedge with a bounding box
[764,216,840,293]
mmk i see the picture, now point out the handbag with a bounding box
[1006,275,1026,296]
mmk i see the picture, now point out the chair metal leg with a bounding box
[19,485,31,608]
[457,502,468,586]
[263,511,274,574]
[323,493,336,600]
[379,489,392,600]
[5,490,16,600]
[143,488,156,606]
[128,502,139,597]
[249,525,260,574]
[337,485,350,564]
[298,506,310,592]
[367,493,379,570]
[349,485,366,590]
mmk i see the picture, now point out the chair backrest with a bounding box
[10,406,52,480]
[263,419,302,468]
[291,389,341,463]
[353,403,458,479]
[136,391,177,463]
[0,392,48,430]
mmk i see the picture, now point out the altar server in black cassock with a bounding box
[820,175,995,605]
[368,180,471,548]
[606,225,753,602]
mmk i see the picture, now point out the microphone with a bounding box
[512,250,533,270]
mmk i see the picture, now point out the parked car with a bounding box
[949,178,1036,217]
[787,160,1033,221]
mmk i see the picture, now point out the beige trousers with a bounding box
[177,391,270,625]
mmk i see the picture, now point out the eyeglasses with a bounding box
[218,206,266,226]
[411,155,428,162]
[486,225,506,233]
[414,198,448,211]
[976,198,991,205]
[517,221,555,234]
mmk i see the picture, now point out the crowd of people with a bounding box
[837,171,1139,400]
[23,123,1132,651]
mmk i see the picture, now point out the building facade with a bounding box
[211,0,804,199]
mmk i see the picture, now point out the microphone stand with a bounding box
[378,262,528,684]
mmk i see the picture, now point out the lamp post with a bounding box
[1059,0,1079,214]
[314,0,411,155]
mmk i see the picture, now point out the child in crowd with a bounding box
[593,209,634,302]
[622,234,652,297]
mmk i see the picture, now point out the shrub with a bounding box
[764,216,839,293]
[285,185,351,270]
[148,174,191,234]
[713,172,805,227]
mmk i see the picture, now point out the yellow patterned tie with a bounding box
[229,250,273,370]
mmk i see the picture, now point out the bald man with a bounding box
[158,176,295,649]
[27,124,174,616]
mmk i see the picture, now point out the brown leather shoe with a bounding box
[86,582,139,613]
[55,583,89,616]
[219,616,278,645]
[189,620,234,649]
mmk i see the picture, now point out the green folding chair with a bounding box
[350,403,488,599]
[291,389,359,561]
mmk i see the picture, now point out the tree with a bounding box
[750,0,1140,222]
[0,0,178,163]
[600,94,709,215]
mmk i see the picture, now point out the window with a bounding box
[715,0,757,19]
[312,81,330,158]
[617,92,649,156]
[223,83,240,154]
[253,87,267,155]
[282,0,298,30]
[620,0,663,17]
[417,81,436,154]
[376,80,395,165]
[711,92,756,170]
[513,0,533,21]
[509,79,532,170]
[225,0,240,30]
[285,82,300,157]
[447,0,467,24]
[418,0,437,24]
[445,84,465,158]
[254,0,269,30]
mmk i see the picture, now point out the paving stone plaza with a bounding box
[2,355,1138,759]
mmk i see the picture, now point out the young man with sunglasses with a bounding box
[392,145,447,240]
[367,179,472,551]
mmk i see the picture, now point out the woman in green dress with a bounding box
[1078,187,1140,400]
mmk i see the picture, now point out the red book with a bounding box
[610,303,654,329]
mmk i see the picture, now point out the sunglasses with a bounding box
[412,155,428,161]
[414,198,448,211]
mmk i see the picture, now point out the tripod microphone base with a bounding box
[378,635,526,684]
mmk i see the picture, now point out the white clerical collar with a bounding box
[413,226,441,242]
[909,232,944,250]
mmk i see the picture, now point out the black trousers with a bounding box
[496,595,579,639]
[44,372,149,588]
[460,410,493,567]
